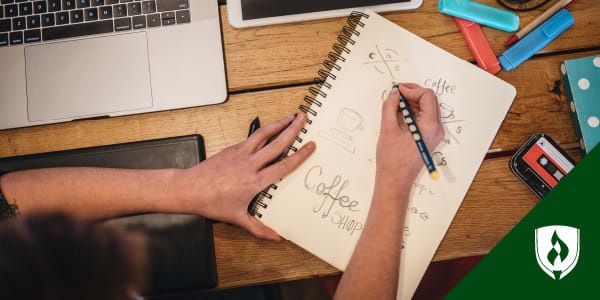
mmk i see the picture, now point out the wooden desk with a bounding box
[1,0,598,290]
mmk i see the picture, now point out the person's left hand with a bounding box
[174,113,315,241]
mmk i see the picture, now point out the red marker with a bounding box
[505,0,577,47]
[455,18,501,75]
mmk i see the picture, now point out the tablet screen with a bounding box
[241,0,410,20]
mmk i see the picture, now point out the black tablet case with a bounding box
[0,135,217,296]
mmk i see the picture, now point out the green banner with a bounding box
[446,146,599,299]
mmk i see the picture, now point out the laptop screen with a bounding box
[241,0,410,20]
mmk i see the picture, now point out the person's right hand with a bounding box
[376,83,445,186]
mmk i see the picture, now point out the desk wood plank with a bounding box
[213,223,339,289]
[0,88,304,158]
[221,1,600,91]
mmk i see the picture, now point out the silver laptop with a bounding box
[0,0,227,130]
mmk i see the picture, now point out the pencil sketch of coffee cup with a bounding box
[337,108,364,132]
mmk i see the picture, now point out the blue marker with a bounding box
[393,84,439,180]
[499,9,574,71]
[439,0,519,32]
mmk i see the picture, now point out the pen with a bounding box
[393,84,439,180]
[247,116,262,215]
[248,116,260,137]
[505,0,577,47]
[246,115,297,215]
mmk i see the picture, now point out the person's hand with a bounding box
[376,83,444,186]
[176,113,315,241]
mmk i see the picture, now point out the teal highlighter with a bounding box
[439,0,519,32]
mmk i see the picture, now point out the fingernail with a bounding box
[390,88,398,95]
[304,141,316,151]
[284,114,295,121]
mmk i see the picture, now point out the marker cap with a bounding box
[439,0,519,32]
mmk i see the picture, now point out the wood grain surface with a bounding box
[221,0,599,91]
[0,0,599,290]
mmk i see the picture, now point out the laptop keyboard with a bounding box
[0,0,190,47]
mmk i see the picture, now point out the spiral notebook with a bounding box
[250,11,516,300]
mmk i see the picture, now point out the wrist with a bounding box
[163,167,212,216]
[375,163,420,188]
[373,172,414,203]
[141,168,191,214]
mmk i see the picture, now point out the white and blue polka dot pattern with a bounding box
[561,55,600,155]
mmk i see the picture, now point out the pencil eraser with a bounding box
[455,18,501,74]
[439,0,519,32]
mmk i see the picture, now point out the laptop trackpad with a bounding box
[25,32,153,122]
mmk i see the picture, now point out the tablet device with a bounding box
[0,135,218,297]
[227,0,423,28]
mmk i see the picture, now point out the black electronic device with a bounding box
[509,133,576,199]
[227,0,422,28]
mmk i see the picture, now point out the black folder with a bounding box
[0,135,217,296]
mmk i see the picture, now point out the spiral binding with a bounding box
[249,12,369,218]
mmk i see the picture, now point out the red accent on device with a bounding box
[522,144,567,188]
[455,17,501,74]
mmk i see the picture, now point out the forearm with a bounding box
[0,167,191,220]
[334,175,413,300]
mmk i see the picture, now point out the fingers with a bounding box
[259,141,316,187]
[381,87,401,132]
[253,113,308,165]
[396,83,445,149]
[241,216,282,241]
[397,83,440,126]
[245,114,296,151]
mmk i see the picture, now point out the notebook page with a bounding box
[259,11,516,299]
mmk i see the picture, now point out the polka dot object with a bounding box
[578,78,590,90]
[588,116,599,128]
[594,57,600,68]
